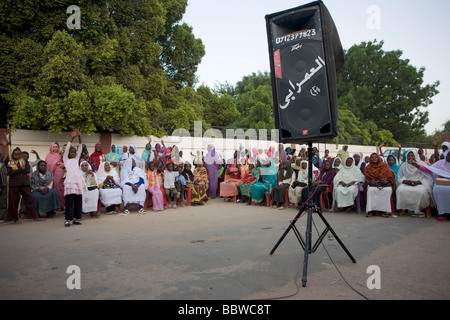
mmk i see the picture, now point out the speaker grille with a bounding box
[266,1,343,143]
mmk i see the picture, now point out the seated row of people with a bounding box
[220,149,450,221]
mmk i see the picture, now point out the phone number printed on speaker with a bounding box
[275,29,316,45]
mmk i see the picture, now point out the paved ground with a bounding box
[0,197,449,301]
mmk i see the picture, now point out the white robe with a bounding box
[333,161,365,209]
[96,162,122,207]
[366,186,393,213]
[120,158,148,207]
[80,161,99,213]
[289,161,311,205]
[396,151,433,213]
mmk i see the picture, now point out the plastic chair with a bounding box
[265,194,272,207]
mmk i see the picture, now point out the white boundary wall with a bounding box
[7,129,434,164]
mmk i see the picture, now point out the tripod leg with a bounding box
[270,203,306,256]
[302,208,313,287]
[317,210,356,263]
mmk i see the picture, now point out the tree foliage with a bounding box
[0,0,205,136]
[337,40,440,143]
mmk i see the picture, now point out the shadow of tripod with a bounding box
[270,142,356,287]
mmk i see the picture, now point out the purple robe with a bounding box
[204,146,221,198]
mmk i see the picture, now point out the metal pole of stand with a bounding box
[270,142,356,287]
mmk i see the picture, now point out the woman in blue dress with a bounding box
[251,160,278,205]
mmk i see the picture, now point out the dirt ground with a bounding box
[0,197,449,301]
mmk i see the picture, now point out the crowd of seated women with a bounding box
[1,139,449,224]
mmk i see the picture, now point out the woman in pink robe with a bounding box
[45,142,65,210]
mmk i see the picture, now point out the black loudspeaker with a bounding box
[266,0,345,143]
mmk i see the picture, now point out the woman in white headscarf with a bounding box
[396,149,433,217]
[289,160,311,206]
[128,144,142,170]
[80,161,100,217]
[96,161,122,214]
[120,158,148,214]
[333,157,365,211]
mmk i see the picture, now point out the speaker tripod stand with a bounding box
[269,142,356,287]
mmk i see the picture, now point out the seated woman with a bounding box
[395,150,433,217]
[431,151,450,221]
[106,144,122,174]
[411,149,450,221]
[289,160,311,206]
[332,157,343,172]
[353,153,366,174]
[364,153,396,218]
[251,160,278,206]
[301,160,336,208]
[146,161,165,212]
[96,161,122,214]
[80,161,100,217]
[120,158,148,214]
[271,160,295,210]
[220,155,245,201]
[184,160,208,206]
[387,155,400,184]
[292,157,302,178]
[240,160,262,204]
[332,157,365,212]
[30,160,60,218]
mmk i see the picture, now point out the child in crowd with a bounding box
[175,164,187,206]
[63,130,87,227]
[146,161,165,211]
[164,162,179,208]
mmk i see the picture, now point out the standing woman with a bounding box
[63,131,87,227]
[30,160,59,218]
[89,143,104,172]
[204,144,221,199]
[128,144,142,169]
[80,161,100,217]
[0,140,8,222]
[153,142,167,170]
[7,147,40,223]
[119,145,129,172]
[45,142,65,211]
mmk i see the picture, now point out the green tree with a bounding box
[337,40,440,143]
[0,0,205,136]
[197,85,240,129]
[233,84,275,131]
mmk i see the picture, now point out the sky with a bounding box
[182,0,450,136]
